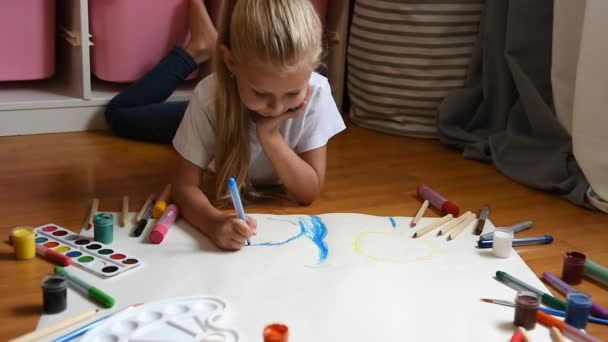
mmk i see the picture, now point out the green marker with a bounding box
[496,271,566,311]
[55,267,115,308]
[585,259,608,287]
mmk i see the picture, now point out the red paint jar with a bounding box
[562,251,586,285]
[514,292,540,329]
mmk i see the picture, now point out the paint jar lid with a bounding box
[494,228,514,239]
[515,291,540,308]
[41,274,67,292]
[93,213,114,227]
[567,292,592,308]
[10,227,34,240]
[264,323,289,342]
[564,251,586,265]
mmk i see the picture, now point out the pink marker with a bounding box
[149,204,179,244]
[416,184,460,216]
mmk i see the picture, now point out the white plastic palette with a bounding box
[34,224,142,278]
[82,296,239,342]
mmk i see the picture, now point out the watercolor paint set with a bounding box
[34,224,142,278]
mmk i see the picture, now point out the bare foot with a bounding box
[185,0,218,64]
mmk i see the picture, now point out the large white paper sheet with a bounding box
[36,213,556,341]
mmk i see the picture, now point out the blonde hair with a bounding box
[213,0,323,203]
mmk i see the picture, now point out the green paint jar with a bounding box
[93,213,113,244]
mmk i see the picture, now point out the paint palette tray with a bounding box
[34,224,142,278]
[81,296,239,342]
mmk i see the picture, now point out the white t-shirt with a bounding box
[173,72,346,185]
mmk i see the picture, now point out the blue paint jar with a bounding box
[565,292,592,329]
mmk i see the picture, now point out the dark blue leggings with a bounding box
[105,46,198,144]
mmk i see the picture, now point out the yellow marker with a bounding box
[152,184,172,219]
[11,227,35,260]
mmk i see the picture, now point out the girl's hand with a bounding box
[255,86,313,140]
[209,214,257,250]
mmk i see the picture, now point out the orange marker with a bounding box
[537,310,601,342]
[263,323,289,342]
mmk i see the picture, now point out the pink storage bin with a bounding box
[0,0,56,81]
[312,0,328,26]
[89,0,192,83]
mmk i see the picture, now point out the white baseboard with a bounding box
[0,105,108,136]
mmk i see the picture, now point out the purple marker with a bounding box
[416,184,460,216]
[542,271,608,318]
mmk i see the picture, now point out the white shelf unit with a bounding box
[0,0,198,137]
[0,0,351,137]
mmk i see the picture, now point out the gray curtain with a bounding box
[437,0,592,208]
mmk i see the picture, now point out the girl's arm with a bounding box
[172,155,256,249]
[258,131,326,205]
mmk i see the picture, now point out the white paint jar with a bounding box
[493,229,514,258]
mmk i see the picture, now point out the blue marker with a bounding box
[228,177,250,246]
[478,235,553,248]
[479,221,533,240]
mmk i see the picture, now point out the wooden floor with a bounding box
[1,124,607,340]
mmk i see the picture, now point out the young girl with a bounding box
[172,0,346,250]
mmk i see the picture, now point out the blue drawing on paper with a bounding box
[389,217,397,229]
[252,215,329,263]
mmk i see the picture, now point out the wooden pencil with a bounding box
[136,193,155,223]
[447,214,477,240]
[550,327,566,342]
[409,199,429,227]
[9,309,97,342]
[436,211,474,236]
[121,196,129,227]
[412,214,453,238]
[86,198,99,229]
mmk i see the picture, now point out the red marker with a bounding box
[7,235,72,266]
[416,184,460,216]
[149,204,179,244]
[36,244,72,266]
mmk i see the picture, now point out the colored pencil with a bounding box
[412,214,453,238]
[8,310,97,342]
[121,196,129,227]
[409,199,429,227]
[86,198,99,229]
[447,214,476,240]
[436,211,473,236]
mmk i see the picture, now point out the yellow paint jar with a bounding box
[11,227,36,260]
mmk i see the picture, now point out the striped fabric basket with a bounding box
[347,0,483,138]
